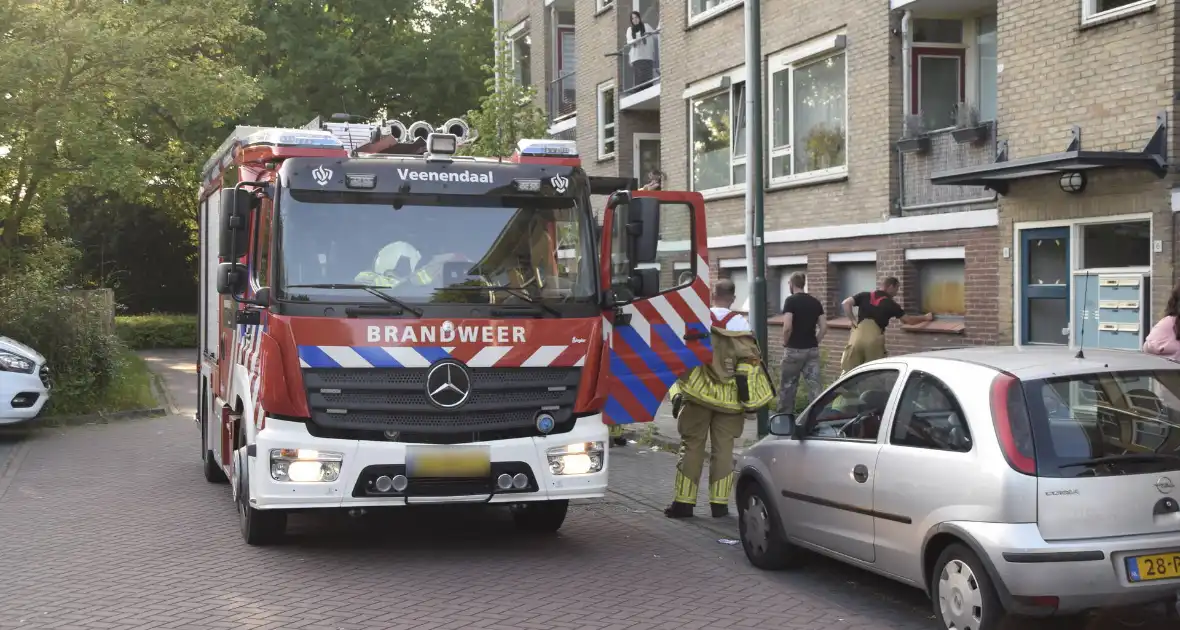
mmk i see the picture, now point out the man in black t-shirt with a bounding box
[839,276,933,374]
[777,272,826,414]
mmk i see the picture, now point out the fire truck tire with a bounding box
[510,499,569,533]
[235,436,286,546]
[201,413,227,483]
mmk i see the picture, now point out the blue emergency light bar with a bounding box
[241,129,345,150]
[516,139,578,158]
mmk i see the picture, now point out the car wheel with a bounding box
[736,481,797,570]
[932,543,1004,630]
[511,500,569,533]
[201,410,227,483]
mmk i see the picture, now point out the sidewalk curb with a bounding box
[31,370,174,429]
[607,485,739,540]
[151,370,180,416]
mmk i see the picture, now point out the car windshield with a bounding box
[1021,369,1180,477]
[276,189,596,305]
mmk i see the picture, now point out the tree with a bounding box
[0,0,263,249]
[234,0,493,128]
[460,31,548,158]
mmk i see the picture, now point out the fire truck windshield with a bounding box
[276,189,597,306]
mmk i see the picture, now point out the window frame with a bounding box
[684,66,747,196]
[906,16,999,128]
[767,37,849,187]
[611,199,698,298]
[1081,0,1156,26]
[506,21,531,87]
[596,81,617,161]
[912,47,966,131]
[913,257,966,319]
[1077,219,1151,272]
[596,0,615,14]
[804,368,902,443]
[687,0,743,27]
[890,370,973,453]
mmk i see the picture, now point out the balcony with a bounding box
[547,72,577,131]
[898,124,997,212]
[614,28,661,111]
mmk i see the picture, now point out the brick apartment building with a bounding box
[496,0,1178,379]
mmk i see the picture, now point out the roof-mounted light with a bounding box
[516,139,578,159]
[426,132,458,158]
[241,129,344,150]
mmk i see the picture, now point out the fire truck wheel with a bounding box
[235,442,286,546]
[510,499,569,533]
[201,413,227,483]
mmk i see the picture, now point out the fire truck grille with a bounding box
[301,367,582,439]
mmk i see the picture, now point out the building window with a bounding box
[726,267,750,313]
[1080,220,1150,269]
[1082,0,1156,24]
[916,259,966,318]
[597,82,616,160]
[775,266,807,309]
[508,26,531,87]
[689,79,746,193]
[836,262,877,315]
[909,16,1004,130]
[688,0,741,24]
[768,43,847,184]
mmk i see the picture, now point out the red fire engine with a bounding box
[197,116,713,544]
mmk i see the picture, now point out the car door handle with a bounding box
[852,464,869,484]
[683,331,708,341]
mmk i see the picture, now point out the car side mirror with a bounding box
[251,286,271,307]
[768,413,798,437]
[629,267,660,298]
[217,262,247,296]
[218,187,254,260]
[628,196,660,264]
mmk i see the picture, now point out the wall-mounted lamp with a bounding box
[1059,171,1087,194]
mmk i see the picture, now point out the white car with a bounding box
[735,346,1180,629]
[0,336,50,425]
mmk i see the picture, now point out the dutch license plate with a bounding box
[1125,551,1180,582]
[405,445,491,478]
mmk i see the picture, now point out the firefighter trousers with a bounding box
[672,400,745,506]
[840,320,886,375]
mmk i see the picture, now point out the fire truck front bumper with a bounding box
[248,416,610,510]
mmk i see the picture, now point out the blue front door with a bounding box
[1021,227,1071,345]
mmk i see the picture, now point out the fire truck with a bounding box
[197,115,713,545]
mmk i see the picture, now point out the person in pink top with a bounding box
[1142,281,1180,360]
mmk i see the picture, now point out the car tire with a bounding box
[201,410,227,484]
[235,447,286,546]
[931,543,1004,630]
[736,481,799,570]
[511,500,569,533]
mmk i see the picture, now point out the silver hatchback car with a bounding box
[735,346,1180,629]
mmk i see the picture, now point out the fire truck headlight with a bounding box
[546,442,604,476]
[269,448,344,482]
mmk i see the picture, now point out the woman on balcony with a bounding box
[626,11,658,92]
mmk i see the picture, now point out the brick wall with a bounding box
[497,0,547,112]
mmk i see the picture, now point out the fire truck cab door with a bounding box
[600,190,712,426]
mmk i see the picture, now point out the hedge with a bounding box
[116,314,198,350]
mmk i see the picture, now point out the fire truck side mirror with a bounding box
[629,267,660,299]
[216,262,248,296]
[628,197,660,265]
[217,188,254,260]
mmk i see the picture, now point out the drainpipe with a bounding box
[901,10,912,126]
[492,0,501,93]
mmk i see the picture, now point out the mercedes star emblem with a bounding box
[425,361,471,409]
[1155,476,1175,494]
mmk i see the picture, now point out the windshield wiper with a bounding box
[442,284,562,317]
[284,284,424,317]
[1058,453,1180,469]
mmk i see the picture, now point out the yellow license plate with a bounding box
[1126,552,1180,582]
[405,445,491,478]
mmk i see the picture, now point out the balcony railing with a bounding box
[616,29,661,96]
[547,72,577,123]
[897,122,997,212]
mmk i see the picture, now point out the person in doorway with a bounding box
[840,277,932,374]
[1143,280,1180,360]
[778,272,826,414]
[640,169,663,191]
[625,11,658,91]
[666,279,774,520]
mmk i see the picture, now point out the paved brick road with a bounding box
[0,351,1169,629]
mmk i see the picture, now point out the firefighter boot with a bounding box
[709,474,735,517]
[608,423,627,447]
[664,470,697,518]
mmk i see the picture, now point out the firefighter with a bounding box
[665,280,775,519]
[608,424,627,447]
[839,277,933,374]
[355,241,467,289]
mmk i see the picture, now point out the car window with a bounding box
[1021,369,1180,477]
[807,369,899,441]
[891,371,972,452]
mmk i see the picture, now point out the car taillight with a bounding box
[989,372,1037,476]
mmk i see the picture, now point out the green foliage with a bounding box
[0,240,127,414]
[236,0,493,127]
[116,314,198,350]
[0,0,264,247]
[460,31,549,158]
